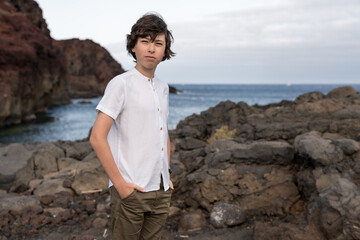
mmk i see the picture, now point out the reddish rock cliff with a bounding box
[0,0,125,128]
[55,39,124,98]
[0,0,70,127]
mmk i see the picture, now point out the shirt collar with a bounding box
[132,68,157,82]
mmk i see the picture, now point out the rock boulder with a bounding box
[0,143,33,189]
[0,194,41,213]
[295,132,344,166]
[210,202,246,228]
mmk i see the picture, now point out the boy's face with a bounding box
[132,33,166,75]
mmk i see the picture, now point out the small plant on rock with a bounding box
[207,125,237,144]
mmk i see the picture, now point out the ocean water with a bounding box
[0,84,359,144]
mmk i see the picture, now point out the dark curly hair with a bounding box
[127,13,175,61]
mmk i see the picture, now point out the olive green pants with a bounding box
[110,186,172,240]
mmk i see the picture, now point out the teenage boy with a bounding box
[90,13,175,240]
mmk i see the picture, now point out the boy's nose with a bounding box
[148,43,155,53]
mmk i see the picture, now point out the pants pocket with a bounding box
[121,189,137,201]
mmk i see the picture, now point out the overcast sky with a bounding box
[35,0,360,84]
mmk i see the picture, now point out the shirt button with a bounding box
[161,148,164,151]
[160,127,163,130]
[148,79,151,82]
[157,108,160,111]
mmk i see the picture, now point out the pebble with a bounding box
[81,235,94,240]
[0,189,7,197]
[40,195,55,205]
[92,217,108,228]
[63,178,73,188]
[53,197,69,208]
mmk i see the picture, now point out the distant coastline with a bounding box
[0,84,359,145]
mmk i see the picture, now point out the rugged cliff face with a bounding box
[0,0,70,127]
[56,39,124,98]
[0,0,125,128]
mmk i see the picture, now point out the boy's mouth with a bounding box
[145,56,156,60]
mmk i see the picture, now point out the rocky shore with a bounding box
[0,86,359,240]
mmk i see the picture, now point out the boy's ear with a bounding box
[132,48,135,52]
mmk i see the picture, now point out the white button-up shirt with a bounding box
[96,68,170,192]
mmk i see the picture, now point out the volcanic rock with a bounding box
[0,143,32,189]
[55,39,124,98]
[0,0,70,127]
[210,202,246,228]
[0,0,125,128]
[0,194,41,213]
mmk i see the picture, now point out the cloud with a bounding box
[106,0,360,84]
[172,0,360,48]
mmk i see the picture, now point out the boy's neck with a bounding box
[135,65,156,79]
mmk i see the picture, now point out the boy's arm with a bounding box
[90,112,144,198]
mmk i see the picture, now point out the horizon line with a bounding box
[168,83,360,86]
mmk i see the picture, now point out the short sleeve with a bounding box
[96,76,126,120]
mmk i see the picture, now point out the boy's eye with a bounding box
[156,42,163,46]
